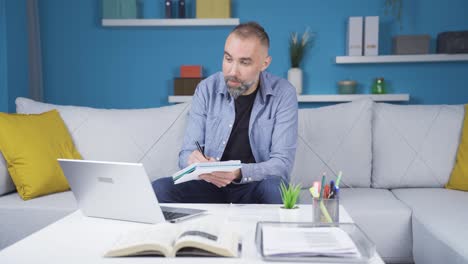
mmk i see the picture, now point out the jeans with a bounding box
[152,176,283,204]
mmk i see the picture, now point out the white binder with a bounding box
[364,16,379,56]
[347,17,363,56]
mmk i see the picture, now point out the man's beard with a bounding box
[225,76,253,99]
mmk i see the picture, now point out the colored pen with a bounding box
[329,186,336,199]
[329,180,335,198]
[319,173,326,200]
[195,141,207,159]
[309,186,319,198]
[313,181,321,195]
[334,186,340,199]
[324,185,330,199]
[336,171,343,188]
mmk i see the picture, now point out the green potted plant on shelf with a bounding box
[288,28,315,95]
[278,182,301,222]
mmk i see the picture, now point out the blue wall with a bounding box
[5,0,28,112]
[7,0,468,109]
[0,0,7,112]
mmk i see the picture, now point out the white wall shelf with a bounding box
[169,96,193,103]
[297,94,409,102]
[335,54,468,64]
[102,18,240,27]
[169,94,410,103]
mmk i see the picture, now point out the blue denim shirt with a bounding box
[179,71,298,184]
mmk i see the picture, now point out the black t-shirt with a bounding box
[221,89,258,164]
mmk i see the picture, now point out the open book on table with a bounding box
[105,220,240,258]
[172,160,241,184]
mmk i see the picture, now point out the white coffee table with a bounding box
[0,204,384,263]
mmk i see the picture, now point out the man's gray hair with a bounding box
[231,21,270,48]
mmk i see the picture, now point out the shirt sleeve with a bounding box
[238,84,298,184]
[178,83,208,169]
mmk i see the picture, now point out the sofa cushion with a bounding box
[15,97,190,181]
[446,104,468,191]
[392,188,468,264]
[0,110,82,200]
[0,155,15,196]
[0,191,77,249]
[300,188,413,263]
[372,103,464,188]
[291,98,373,188]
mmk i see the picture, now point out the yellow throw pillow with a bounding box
[0,110,82,200]
[446,105,468,191]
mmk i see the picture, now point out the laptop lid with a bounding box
[58,159,171,224]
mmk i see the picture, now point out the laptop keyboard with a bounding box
[162,211,190,221]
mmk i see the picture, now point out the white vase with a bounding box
[287,68,303,94]
[278,206,300,222]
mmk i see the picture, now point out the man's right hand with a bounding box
[187,150,215,165]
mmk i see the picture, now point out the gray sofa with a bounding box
[0,97,467,264]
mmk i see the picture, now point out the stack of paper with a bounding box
[172,160,241,184]
[262,226,361,258]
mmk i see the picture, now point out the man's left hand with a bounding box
[199,169,241,188]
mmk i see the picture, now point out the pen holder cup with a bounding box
[312,198,339,223]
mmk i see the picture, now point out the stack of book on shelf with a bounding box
[196,0,231,18]
[174,65,203,95]
[103,0,138,19]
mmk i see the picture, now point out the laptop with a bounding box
[58,159,205,224]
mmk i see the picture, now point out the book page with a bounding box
[173,220,240,257]
[173,160,241,184]
[104,223,178,257]
[262,226,360,258]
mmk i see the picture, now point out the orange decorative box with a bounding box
[180,65,202,78]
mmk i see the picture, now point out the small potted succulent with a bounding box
[278,182,301,222]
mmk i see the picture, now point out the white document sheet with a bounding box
[262,226,361,258]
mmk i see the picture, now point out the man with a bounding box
[152,22,298,204]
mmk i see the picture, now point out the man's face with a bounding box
[222,34,271,99]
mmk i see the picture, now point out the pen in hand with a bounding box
[195,141,207,159]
